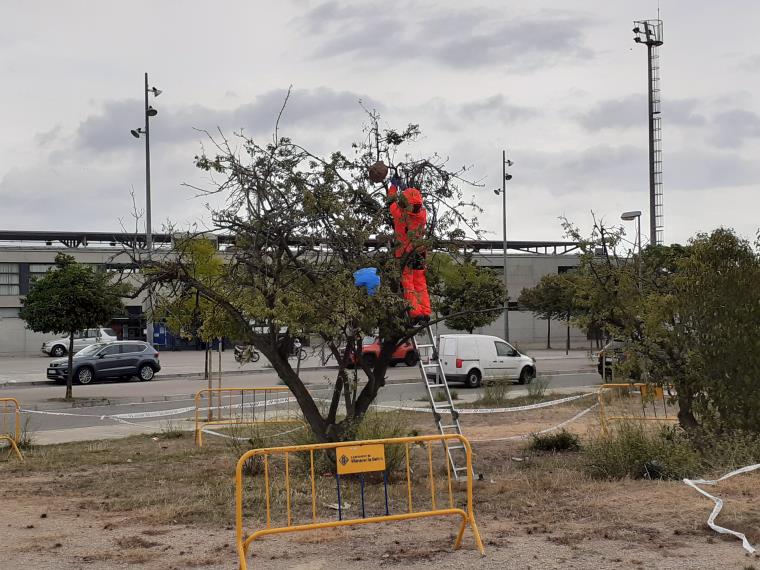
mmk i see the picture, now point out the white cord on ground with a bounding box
[683,463,760,554]
[469,404,598,443]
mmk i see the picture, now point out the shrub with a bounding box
[478,381,512,406]
[526,377,549,403]
[583,422,702,480]
[529,429,581,452]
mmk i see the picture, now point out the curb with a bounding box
[0,364,341,389]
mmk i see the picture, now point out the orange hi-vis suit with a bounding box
[388,185,432,319]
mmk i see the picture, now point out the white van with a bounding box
[436,334,536,388]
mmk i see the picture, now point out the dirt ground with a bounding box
[2,401,759,569]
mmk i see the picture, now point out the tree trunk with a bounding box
[675,380,700,434]
[260,342,330,442]
[546,318,552,349]
[566,314,570,355]
[65,331,75,400]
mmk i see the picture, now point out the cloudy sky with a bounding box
[2,0,759,247]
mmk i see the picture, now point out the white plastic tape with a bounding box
[201,424,306,441]
[20,396,297,421]
[366,392,594,414]
[469,404,598,443]
[683,463,760,554]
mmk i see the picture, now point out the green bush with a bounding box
[529,429,581,452]
[583,422,702,480]
[526,377,549,403]
[478,381,512,406]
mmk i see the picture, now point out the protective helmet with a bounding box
[403,187,423,206]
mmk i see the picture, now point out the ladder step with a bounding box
[426,382,447,388]
[440,424,460,429]
[446,445,466,451]
[422,363,440,368]
[416,343,435,349]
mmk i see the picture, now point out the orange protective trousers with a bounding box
[401,265,431,318]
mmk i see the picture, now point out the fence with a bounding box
[235,433,484,569]
[194,387,302,447]
[598,383,678,433]
[0,398,23,461]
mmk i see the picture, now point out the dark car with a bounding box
[47,341,161,385]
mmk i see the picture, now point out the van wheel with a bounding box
[404,351,419,367]
[464,369,481,388]
[519,367,535,385]
[76,367,94,385]
[51,345,66,357]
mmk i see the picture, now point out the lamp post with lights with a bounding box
[493,150,513,342]
[130,73,161,344]
[621,210,643,288]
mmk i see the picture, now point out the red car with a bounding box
[345,337,419,368]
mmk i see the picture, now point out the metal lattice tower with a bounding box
[634,19,664,246]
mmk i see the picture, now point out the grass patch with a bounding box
[419,390,459,402]
[583,422,701,480]
[529,429,581,452]
[526,377,549,403]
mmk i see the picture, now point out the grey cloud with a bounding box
[73,88,379,153]
[297,3,594,70]
[578,95,706,131]
[518,144,760,195]
[710,109,760,148]
[404,94,537,135]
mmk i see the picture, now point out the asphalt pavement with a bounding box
[0,348,600,445]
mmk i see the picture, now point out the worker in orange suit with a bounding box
[387,180,432,323]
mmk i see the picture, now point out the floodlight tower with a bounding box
[633,19,664,246]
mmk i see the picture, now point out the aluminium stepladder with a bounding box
[412,325,472,481]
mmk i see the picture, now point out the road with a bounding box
[0,366,599,444]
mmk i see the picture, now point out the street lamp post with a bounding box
[493,150,513,342]
[131,73,161,343]
[621,210,642,287]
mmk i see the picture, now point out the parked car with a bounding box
[47,341,161,385]
[597,339,641,380]
[41,327,118,357]
[432,334,536,388]
[342,336,419,368]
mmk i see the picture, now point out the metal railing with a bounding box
[194,387,301,447]
[0,398,23,461]
[235,433,484,569]
[598,383,678,433]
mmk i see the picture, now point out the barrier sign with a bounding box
[336,443,386,474]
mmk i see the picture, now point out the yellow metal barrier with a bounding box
[235,433,484,569]
[598,383,678,433]
[0,398,24,461]
[194,387,301,447]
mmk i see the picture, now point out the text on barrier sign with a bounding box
[336,443,386,475]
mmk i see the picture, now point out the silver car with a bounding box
[41,327,118,357]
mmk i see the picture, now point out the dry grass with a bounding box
[1,406,759,568]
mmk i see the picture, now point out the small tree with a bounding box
[19,253,128,399]
[563,216,760,435]
[518,273,576,350]
[136,112,482,443]
[431,255,505,334]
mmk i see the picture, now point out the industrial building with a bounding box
[0,230,588,355]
